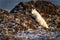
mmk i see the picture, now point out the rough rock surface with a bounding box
[0,0,60,40]
[10,1,60,30]
[0,7,41,40]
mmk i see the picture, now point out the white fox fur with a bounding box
[32,9,49,28]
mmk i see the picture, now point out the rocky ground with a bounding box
[0,0,60,40]
[10,1,60,30]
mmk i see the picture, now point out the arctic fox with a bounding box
[31,9,49,28]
